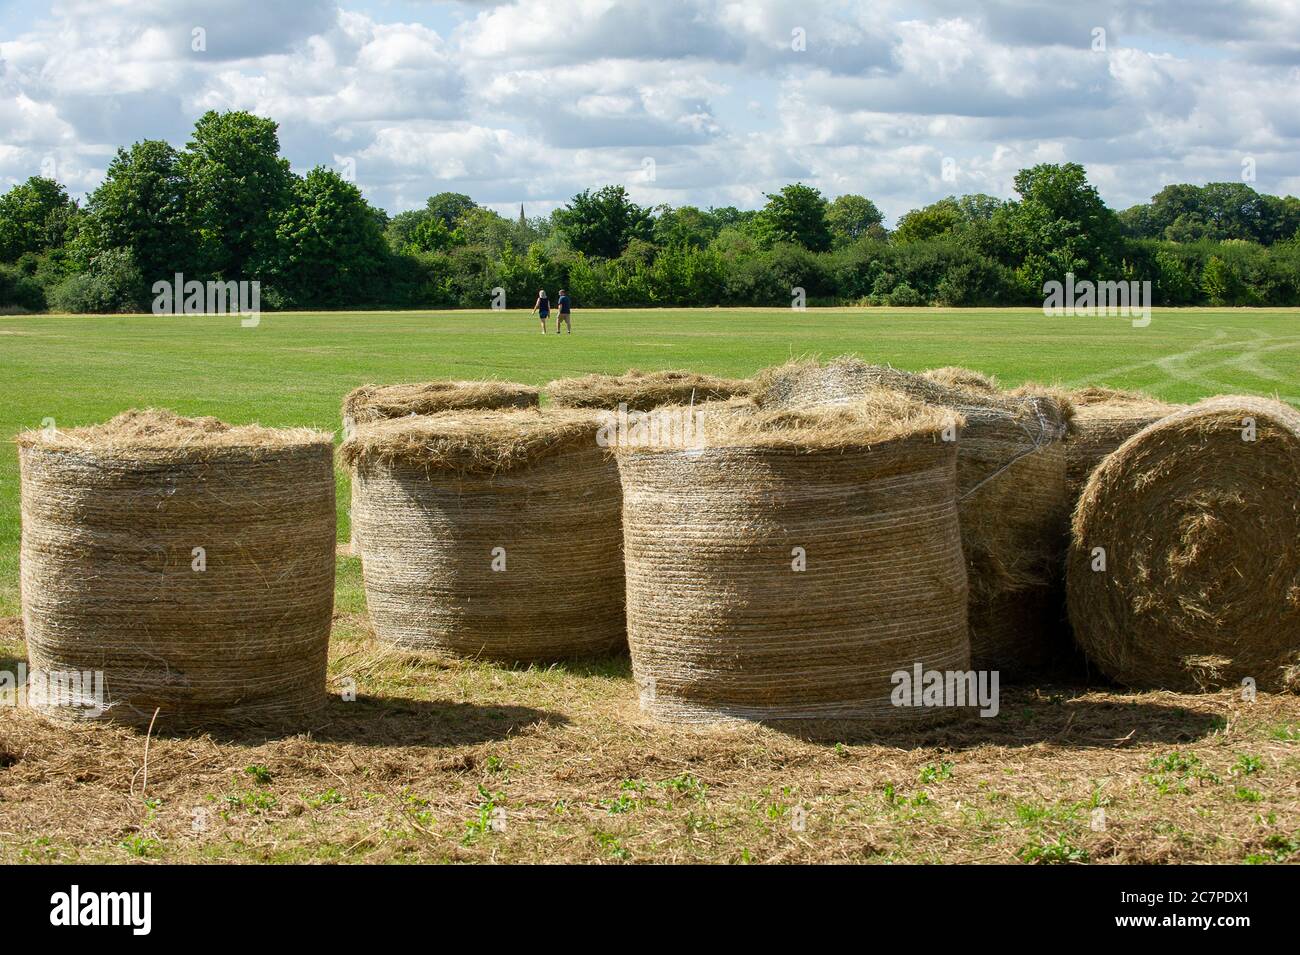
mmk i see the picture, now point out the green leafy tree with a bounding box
[1122,182,1300,245]
[555,185,652,258]
[996,162,1122,289]
[652,205,718,249]
[79,140,192,283]
[1200,255,1238,305]
[1150,247,1199,304]
[0,177,77,262]
[895,195,1005,245]
[384,209,431,251]
[826,194,884,244]
[259,167,391,306]
[424,192,478,229]
[706,206,756,231]
[180,110,293,278]
[894,197,965,244]
[451,206,515,255]
[48,248,146,313]
[955,194,1005,222]
[406,215,455,254]
[754,183,832,252]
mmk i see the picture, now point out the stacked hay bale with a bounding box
[341,380,540,553]
[755,357,1073,677]
[1068,396,1300,692]
[341,408,624,662]
[342,380,540,431]
[1065,387,1182,506]
[613,393,970,723]
[18,410,335,727]
[546,368,751,411]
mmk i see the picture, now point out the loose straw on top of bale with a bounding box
[545,368,751,411]
[923,366,1001,394]
[342,408,625,662]
[754,356,1074,677]
[342,379,540,429]
[612,391,970,724]
[17,409,336,728]
[340,379,539,552]
[1067,395,1300,692]
[1064,386,1183,505]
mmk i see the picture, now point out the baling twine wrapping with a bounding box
[340,380,540,553]
[613,395,970,723]
[754,357,1074,677]
[1064,387,1182,507]
[17,410,336,728]
[1068,395,1300,691]
[343,409,625,661]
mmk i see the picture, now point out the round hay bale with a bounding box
[1068,396,1300,692]
[612,393,970,723]
[1065,387,1182,505]
[17,409,335,728]
[340,380,540,554]
[755,356,1074,677]
[341,408,624,661]
[545,368,751,411]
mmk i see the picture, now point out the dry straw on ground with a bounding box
[754,357,1074,677]
[341,408,625,662]
[16,409,336,729]
[612,392,970,723]
[1068,395,1300,692]
[1065,387,1182,505]
[545,368,751,411]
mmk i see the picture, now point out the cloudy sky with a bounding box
[2,0,1298,225]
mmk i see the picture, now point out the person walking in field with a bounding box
[532,289,550,334]
[556,289,572,334]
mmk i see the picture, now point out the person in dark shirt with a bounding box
[531,289,550,334]
[556,290,572,334]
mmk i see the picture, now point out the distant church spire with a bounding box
[518,203,526,227]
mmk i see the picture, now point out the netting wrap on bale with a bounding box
[1065,387,1182,505]
[612,394,970,723]
[546,368,751,411]
[755,357,1074,676]
[17,410,336,728]
[1068,396,1300,692]
[341,408,624,661]
[340,380,540,553]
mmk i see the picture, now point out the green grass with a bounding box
[2,305,1299,616]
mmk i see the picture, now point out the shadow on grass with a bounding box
[305,694,568,747]
[761,685,1228,750]
[367,644,633,681]
[497,652,632,680]
[143,694,570,748]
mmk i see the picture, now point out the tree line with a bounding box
[2,110,1299,313]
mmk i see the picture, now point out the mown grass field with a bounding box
[1,306,1298,863]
